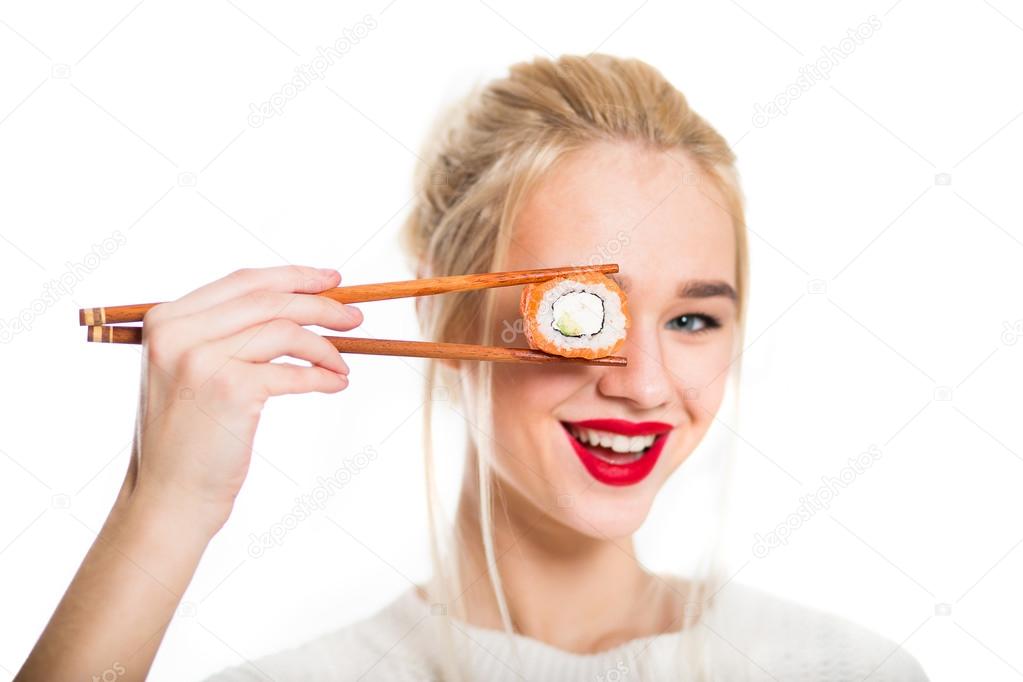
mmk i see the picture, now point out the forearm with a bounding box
[17,490,213,681]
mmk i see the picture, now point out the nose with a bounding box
[596,321,674,411]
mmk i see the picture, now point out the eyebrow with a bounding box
[610,274,737,301]
[678,279,737,301]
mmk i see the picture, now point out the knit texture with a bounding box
[204,581,929,681]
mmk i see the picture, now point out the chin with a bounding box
[547,418,684,536]
[554,491,657,540]
[545,426,684,540]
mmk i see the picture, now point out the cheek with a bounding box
[486,373,555,511]
[487,364,593,495]
[665,334,736,423]
[489,364,583,440]
[491,364,546,412]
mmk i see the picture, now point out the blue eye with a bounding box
[665,313,720,334]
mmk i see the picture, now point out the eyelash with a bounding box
[665,313,721,335]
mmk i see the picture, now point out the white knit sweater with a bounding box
[205,581,929,681]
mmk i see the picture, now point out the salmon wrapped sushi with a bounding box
[519,272,629,359]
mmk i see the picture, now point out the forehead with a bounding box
[507,141,736,290]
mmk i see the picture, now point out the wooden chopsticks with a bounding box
[79,264,627,366]
[85,325,626,366]
[78,264,619,326]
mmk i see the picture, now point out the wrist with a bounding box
[79,486,216,608]
[114,483,226,550]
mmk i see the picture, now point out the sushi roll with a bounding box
[519,272,629,359]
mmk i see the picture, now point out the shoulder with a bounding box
[704,581,929,682]
[202,587,437,682]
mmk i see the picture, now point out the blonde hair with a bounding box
[400,53,749,680]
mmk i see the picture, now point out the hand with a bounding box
[120,265,362,537]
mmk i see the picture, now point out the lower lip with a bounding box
[561,424,669,486]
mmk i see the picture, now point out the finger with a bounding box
[210,319,349,375]
[147,265,340,322]
[163,290,363,345]
[255,362,350,397]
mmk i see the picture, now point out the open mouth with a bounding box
[559,419,673,486]
[563,423,661,464]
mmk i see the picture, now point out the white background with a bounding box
[1,1,1022,679]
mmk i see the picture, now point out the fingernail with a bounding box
[320,268,339,278]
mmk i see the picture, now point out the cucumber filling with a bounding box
[551,291,605,337]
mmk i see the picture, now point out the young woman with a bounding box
[18,54,929,681]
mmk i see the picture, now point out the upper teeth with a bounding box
[569,426,656,453]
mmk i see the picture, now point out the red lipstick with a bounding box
[561,419,673,486]
[570,419,673,437]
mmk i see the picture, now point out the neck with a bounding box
[447,454,683,653]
